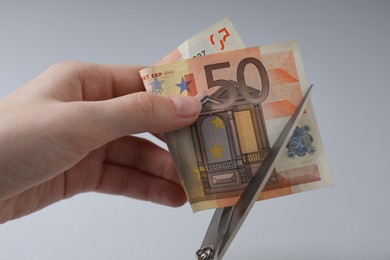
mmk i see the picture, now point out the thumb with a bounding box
[74,92,201,148]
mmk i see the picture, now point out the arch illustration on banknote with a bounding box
[190,65,271,195]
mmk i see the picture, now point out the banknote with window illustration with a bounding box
[140,18,332,212]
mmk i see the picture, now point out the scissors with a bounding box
[196,85,314,260]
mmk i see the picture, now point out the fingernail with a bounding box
[170,96,201,118]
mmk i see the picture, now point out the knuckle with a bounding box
[135,92,154,116]
[119,175,131,196]
[133,92,156,129]
[47,61,80,73]
[44,61,83,82]
[144,181,154,203]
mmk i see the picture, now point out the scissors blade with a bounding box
[197,85,313,260]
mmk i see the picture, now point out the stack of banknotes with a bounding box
[140,18,333,212]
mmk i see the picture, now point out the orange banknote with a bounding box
[140,40,332,212]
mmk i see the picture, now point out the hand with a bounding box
[0,61,201,223]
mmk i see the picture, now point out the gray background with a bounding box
[1,1,389,259]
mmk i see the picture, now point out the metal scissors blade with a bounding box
[196,85,314,260]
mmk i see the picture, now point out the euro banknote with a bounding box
[143,22,332,212]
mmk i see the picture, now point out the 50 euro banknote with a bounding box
[142,23,332,212]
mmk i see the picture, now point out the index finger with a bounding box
[42,61,146,101]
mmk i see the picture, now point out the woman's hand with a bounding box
[0,61,201,223]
